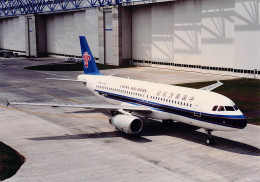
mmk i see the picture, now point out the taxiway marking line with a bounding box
[0,106,108,119]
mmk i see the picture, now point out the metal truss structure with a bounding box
[0,0,144,17]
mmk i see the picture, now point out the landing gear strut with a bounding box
[162,120,174,127]
[205,129,215,145]
[111,111,119,116]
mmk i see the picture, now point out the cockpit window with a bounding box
[215,105,237,112]
[225,106,235,111]
[212,105,218,111]
[218,106,225,111]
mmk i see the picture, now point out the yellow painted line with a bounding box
[0,105,108,119]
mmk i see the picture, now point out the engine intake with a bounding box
[109,114,143,134]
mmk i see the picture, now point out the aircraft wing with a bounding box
[7,100,152,113]
[200,80,223,91]
[46,78,84,82]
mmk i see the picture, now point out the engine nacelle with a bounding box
[109,114,143,134]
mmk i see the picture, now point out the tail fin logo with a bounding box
[83,52,91,68]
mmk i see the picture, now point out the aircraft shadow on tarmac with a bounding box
[28,120,260,156]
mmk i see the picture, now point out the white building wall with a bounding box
[201,0,234,68]
[151,4,174,62]
[132,6,152,61]
[132,1,202,65]
[0,19,3,48]
[46,9,99,58]
[173,0,201,65]
[132,0,260,71]
[234,0,260,70]
[0,16,26,52]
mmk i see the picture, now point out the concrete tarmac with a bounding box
[0,57,259,182]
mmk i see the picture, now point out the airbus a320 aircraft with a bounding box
[7,36,247,145]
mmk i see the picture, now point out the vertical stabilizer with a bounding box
[79,36,101,75]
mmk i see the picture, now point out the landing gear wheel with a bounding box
[205,129,215,145]
[205,137,215,145]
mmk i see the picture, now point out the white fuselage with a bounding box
[78,74,247,131]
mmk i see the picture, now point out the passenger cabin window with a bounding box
[212,105,218,111]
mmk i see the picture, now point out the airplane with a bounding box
[7,36,247,145]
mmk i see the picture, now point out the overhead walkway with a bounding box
[0,0,145,17]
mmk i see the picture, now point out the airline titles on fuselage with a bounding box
[96,82,196,108]
[120,85,147,93]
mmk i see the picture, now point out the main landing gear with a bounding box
[111,111,119,116]
[205,129,215,145]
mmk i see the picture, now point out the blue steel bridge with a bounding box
[0,0,145,17]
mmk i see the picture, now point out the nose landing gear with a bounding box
[205,129,215,145]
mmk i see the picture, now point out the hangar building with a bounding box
[0,0,259,77]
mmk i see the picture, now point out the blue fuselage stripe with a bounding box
[95,89,246,129]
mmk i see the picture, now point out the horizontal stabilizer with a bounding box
[200,80,223,91]
[46,78,84,82]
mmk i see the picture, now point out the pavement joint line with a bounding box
[0,85,28,91]
[1,106,260,155]
[21,87,84,104]
[0,79,84,104]
[1,77,260,156]
[0,105,108,119]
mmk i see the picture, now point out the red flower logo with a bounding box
[83,52,91,68]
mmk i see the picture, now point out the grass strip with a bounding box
[0,142,25,181]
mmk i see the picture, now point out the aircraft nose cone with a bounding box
[240,118,247,129]
[237,114,247,129]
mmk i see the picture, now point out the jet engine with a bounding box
[109,114,143,134]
